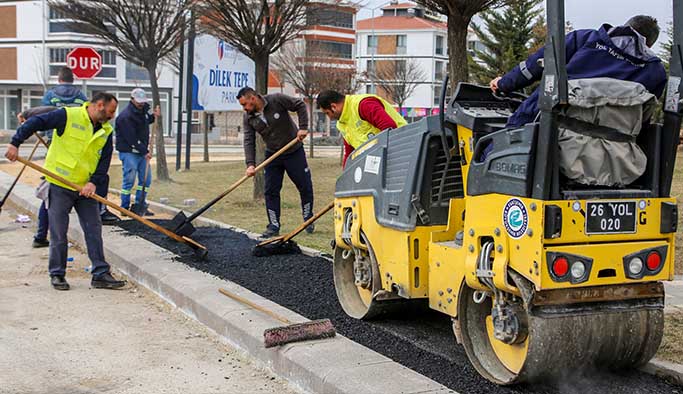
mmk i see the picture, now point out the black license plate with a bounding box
[585,201,636,234]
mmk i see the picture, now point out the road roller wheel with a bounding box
[457,271,664,385]
[333,232,393,320]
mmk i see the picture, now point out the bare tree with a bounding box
[369,59,426,111]
[273,40,360,158]
[416,0,510,84]
[200,0,310,199]
[49,0,195,181]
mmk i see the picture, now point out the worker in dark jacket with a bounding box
[490,15,667,128]
[237,87,312,238]
[115,88,159,215]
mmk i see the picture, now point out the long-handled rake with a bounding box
[218,288,336,348]
[252,200,334,257]
[0,134,49,215]
[168,137,300,237]
[16,156,209,258]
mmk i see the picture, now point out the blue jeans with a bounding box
[119,152,151,209]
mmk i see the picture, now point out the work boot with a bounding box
[50,275,70,291]
[100,209,120,225]
[261,225,280,238]
[143,208,155,217]
[91,272,127,289]
[32,238,49,248]
[305,223,315,234]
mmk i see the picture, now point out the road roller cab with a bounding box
[332,0,682,385]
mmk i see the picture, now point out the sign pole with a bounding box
[184,10,195,171]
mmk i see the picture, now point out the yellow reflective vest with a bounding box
[44,104,113,191]
[336,94,407,149]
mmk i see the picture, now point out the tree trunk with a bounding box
[148,64,170,181]
[203,112,209,162]
[447,14,472,85]
[307,96,314,159]
[252,55,269,200]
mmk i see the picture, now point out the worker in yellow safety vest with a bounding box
[4,92,126,291]
[317,90,407,167]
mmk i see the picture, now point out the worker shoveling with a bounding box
[218,288,336,348]
[168,137,300,238]
[16,156,209,259]
[252,200,334,257]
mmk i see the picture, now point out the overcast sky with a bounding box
[358,0,674,51]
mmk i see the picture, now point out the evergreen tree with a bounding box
[469,0,542,87]
[660,22,674,72]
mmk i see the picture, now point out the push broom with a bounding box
[219,288,336,348]
[168,137,301,237]
[252,200,334,257]
[0,134,49,215]
[15,156,209,258]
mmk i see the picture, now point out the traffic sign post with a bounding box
[66,47,103,98]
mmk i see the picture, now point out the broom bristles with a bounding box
[263,319,336,348]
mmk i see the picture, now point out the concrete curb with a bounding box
[640,359,683,386]
[0,171,451,394]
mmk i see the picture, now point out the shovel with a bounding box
[130,160,150,216]
[16,156,209,259]
[252,200,334,257]
[169,137,300,237]
[0,134,49,214]
[218,288,336,348]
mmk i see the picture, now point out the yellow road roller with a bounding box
[332,0,682,384]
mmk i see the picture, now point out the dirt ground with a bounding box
[658,312,683,364]
[0,207,303,394]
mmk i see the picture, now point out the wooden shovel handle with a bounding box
[258,201,335,246]
[15,156,207,252]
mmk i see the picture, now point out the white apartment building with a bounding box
[356,2,448,120]
[0,1,178,134]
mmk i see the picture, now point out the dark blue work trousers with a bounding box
[263,146,314,230]
[47,183,110,278]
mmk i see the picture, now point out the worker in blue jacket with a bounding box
[115,88,159,215]
[490,15,667,128]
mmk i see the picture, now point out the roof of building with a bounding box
[357,15,447,31]
[268,70,283,88]
[382,2,418,10]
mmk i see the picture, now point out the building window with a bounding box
[49,48,117,79]
[436,35,444,55]
[435,60,444,81]
[126,61,150,82]
[366,84,377,94]
[396,35,407,55]
[306,40,352,59]
[367,35,378,55]
[433,85,442,106]
[366,60,376,76]
[306,7,353,29]
[49,7,76,33]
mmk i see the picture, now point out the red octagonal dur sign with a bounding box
[66,47,102,79]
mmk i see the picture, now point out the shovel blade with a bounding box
[130,203,145,216]
[168,211,189,231]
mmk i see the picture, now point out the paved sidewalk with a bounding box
[665,278,683,313]
[0,209,304,394]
